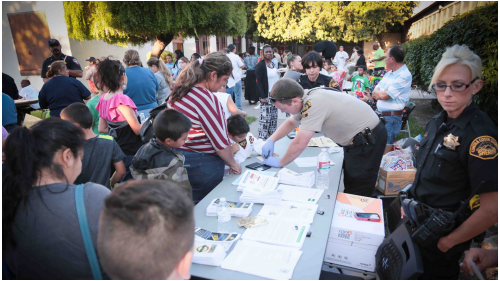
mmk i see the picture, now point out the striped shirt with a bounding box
[376,64,412,112]
[167,86,230,155]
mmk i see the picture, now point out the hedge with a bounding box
[403,2,498,123]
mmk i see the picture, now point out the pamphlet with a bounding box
[193,244,227,266]
[277,184,324,204]
[258,201,319,224]
[307,136,339,147]
[194,227,241,251]
[206,198,253,218]
[278,168,315,188]
[241,217,310,249]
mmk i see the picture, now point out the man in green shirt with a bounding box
[369,43,386,71]
[347,65,370,93]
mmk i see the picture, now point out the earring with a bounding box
[123,84,127,90]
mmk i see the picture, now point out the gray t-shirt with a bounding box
[154,72,172,103]
[75,135,125,188]
[293,89,380,146]
[4,182,110,279]
[283,70,302,82]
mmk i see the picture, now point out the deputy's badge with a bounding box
[469,136,498,160]
[443,134,460,150]
[249,136,254,144]
[302,100,312,119]
[239,139,247,149]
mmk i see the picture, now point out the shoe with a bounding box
[254,104,261,110]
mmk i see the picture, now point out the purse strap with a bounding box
[75,184,103,280]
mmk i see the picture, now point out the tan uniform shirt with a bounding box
[293,89,380,146]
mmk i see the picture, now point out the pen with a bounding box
[434,143,442,154]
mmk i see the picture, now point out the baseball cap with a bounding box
[86,57,96,62]
[48,39,60,46]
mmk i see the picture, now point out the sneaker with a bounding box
[254,104,261,110]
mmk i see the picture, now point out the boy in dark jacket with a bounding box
[131,109,192,199]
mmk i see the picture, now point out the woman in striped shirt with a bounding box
[168,52,242,203]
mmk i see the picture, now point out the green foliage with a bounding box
[396,116,425,142]
[403,2,498,123]
[64,1,247,45]
[245,116,257,125]
[253,1,417,44]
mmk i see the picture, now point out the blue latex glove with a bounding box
[261,139,275,159]
[263,157,281,168]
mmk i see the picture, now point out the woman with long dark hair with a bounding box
[255,45,280,139]
[3,118,110,279]
[167,52,242,203]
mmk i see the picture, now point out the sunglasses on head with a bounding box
[269,97,293,104]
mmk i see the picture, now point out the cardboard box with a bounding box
[329,193,385,246]
[324,238,378,272]
[378,167,416,195]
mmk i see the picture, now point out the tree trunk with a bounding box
[151,34,175,58]
[375,34,386,51]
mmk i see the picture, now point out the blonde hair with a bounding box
[170,52,232,103]
[147,57,174,90]
[429,44,482,91]
[123,49,142,66]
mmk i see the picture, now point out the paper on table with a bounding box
[293,156,317,167]
[256,156,264,162]
[277,184,324,204]
[238,171,280,195]
[278,168,315,188]
[193,244,227,266]
[221,240,302,280]
[232,170,277,186]
[241,217,310,249]
[258,201,319,224]
[307,136,339,147]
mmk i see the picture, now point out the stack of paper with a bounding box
[221,240,302,280]
[239,188,283,205]
[277,184,324,204]
[236,170,280,192]
[232,170,277,186]
[278,168,315,188]
[192,244,227,266]
[257,201,319,224]
[307,136,339,147]
[194,227,241,252]
[241,217,310,249]
[206,198,253,218]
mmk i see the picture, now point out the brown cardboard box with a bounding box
[377,167,416,195]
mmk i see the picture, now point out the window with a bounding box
[201,35,210,55]
[195,37,200,54]
[234,36,242,53]
[217,36,227,51]
[7,11,52,76]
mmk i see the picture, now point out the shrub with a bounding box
[403,2,498,123]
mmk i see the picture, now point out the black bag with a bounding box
[139,103,167,143]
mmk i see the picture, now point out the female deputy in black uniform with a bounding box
[408,45,498,279]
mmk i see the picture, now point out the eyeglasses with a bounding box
[432,78,478,92]
[269,97,291,104]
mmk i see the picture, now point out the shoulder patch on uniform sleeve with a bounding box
[469,136,497,160]
[301,100,312,119]
[249,136,254,144]
[73,58,80,65]
[329,79,339,89]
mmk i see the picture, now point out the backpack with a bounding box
[139,103,167,143]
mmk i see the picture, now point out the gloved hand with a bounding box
[261,139,275,159]
[263,157,281,168]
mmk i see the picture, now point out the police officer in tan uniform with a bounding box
[261,78,387,197]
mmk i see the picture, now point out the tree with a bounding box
[341,1,418,50]
[63,1,247,57]
[253,1,417,49]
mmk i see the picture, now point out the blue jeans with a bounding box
[225,86,234,102]
[233,80,243,110]
[121,155,135,182]
[137,108,153,120]
[173,149,225,203]
[384,115,403,144]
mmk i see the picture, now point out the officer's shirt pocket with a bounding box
[429,148,460,183]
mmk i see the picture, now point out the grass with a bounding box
[395,116,425,142]
[245,116,257,125]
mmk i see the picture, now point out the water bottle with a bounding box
[316,148,331,190]
[139,113,146,124]
[217,198,232,233]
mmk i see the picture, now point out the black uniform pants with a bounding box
[418,239,471,280]
[343,121,387,197]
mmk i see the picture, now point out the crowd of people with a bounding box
[2,37,497,280]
